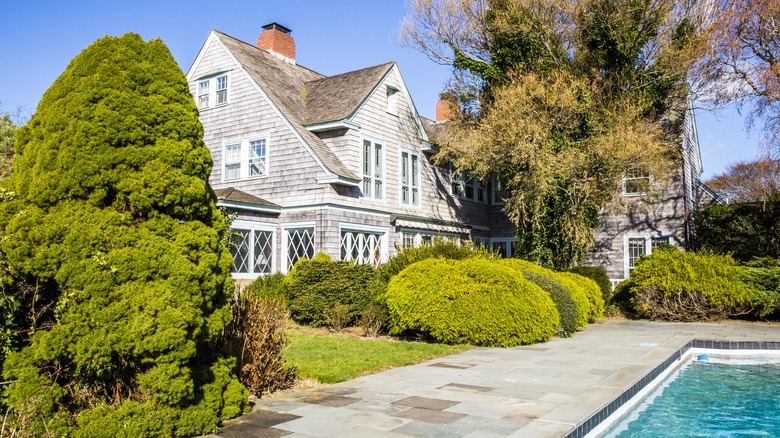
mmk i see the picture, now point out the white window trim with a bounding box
[196,72,229,110]
[622,171,653,197]
[360,135,386,203]
[386,86,400,117]
[622,233,674,279]
[449,164,486,204]
[399,229,459,248]
[221,134,270,182]
[230,220,276,279]
[399,147,422,209]
[489,237,518,258]
[282,222,316,274]
[339,223,389,266]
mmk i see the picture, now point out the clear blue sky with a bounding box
[1,0,762,180]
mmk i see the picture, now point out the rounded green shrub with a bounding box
[285,259,381,327]
[626,246,759,321]
[556,272,604,322]
[520,270,578,336]
[379,238,497,282]
[497,259,593,327]
[384,258,559,346]
[568,266,612,302]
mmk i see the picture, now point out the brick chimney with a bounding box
[257,22,295,64]
[436,98,455,122]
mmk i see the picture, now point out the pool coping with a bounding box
[568,340,780,438]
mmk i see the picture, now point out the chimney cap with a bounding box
[262,22,292,34]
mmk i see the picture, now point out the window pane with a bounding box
[253,230,273,274]
[401,152,409,185]
[411,155,419,187]
[198,95,209,108]
[225,144,241,162]
[225,163,240,180]
[249,139,266,176]
[375,144,382,178]
[628,238,646,270]
[198,80,209,95]
[651,237,670,250]
[231,229,251,273]
[216,75,227,90]
[363,140,371,175]
[287,228,314,271]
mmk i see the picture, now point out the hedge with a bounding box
[520,270,578,336]
[379,238,497,282]
[567,266,612,302]
[384,258,559,346]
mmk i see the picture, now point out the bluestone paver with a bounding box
[208,320,780,438]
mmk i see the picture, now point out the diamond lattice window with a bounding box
[286,227,315,271]
[340,230,384,268]
[231,228,273,275]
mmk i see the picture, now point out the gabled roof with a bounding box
[212,31,361,183]
[303,62,395,125]
[213,187,280,207]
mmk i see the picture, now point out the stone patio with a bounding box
[209,320,780,438]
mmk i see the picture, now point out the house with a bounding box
[187,23,714,283]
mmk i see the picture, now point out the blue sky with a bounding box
[1,0,762,180]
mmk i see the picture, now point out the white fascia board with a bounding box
[215,199,282,213]
[186,30,219,82]
[305,119,361,132]
[211,33,340,181]
[316,175,361,186]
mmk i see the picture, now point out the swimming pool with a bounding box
[602,355,780,437]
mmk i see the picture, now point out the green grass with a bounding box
[284,332,473,384]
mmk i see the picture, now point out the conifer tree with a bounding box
[0,33,247,437]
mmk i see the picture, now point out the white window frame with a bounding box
[492,174,509,206]
[229,220,276,279]
[361,136,385,202]
[399,229,458,248]
[623,233,674,278]
[622,169,653,196]
[282,222,316,274]
[449,164,485,204]
[489,237,518,258]
[196,73,229,110]
[339,223,389,268]
[221,135,269,182]
[399,147,421,209]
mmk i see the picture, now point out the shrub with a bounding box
[0,34,246,436]
[359,304,385,337]
[520,270,578,336]
[323,303,351,332]
[244,272,287,301]
[626,246,759,321]
[556,272,604,322]
[217,292,295,397]
[384,258,559,346]
[568,266,612,302]
[379,238,497,282]
[286,259,381,327]
[738,258,780,318]
[497,259,594,327]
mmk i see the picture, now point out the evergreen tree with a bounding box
[0,34,247,437]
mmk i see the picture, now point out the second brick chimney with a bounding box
[436,98,455,122]
[257,22,295,64]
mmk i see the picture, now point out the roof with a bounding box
[213,187,280,207]
[303,62,395,125]
[214,31,362,182]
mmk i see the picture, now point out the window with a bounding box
[196,74,228,109]
[362,138,384,200]
[493,174,509,205]
[624,234,673,278]
[622,168,652,195]
[490,238,517,258]
[387,86,400,116]
[230,221,274,278]
[284,226,315,272]
[340,226,387,268]
[401,149,420,207]
[400,230,457,248]
[222,136,268,181]
[450,165,486,203]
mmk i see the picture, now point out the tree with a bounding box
[706,157,780,202]
[0,113,16,178]
[696,0,780,151]
[0,34,247,436]
[402,0,711,268]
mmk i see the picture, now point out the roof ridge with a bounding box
[305,61,395,85]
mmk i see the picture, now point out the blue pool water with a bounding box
[604,356,780,437]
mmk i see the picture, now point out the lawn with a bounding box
[283,327,473,384]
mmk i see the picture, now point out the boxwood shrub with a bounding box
[498,259,597,327]
[556,272,604,322]
[285,258,382,327]
[625,246,759,321]
[567,266,612,302]
[520,270,578,336]
[379,238,497,282]
[384,258,559,346]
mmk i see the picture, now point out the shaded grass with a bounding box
[284,332,473,384]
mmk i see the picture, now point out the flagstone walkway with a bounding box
[210,320,780,438]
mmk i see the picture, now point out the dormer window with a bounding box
[197,73,229,110]
[223,136,268,181]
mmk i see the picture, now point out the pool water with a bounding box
[604,357,780,437]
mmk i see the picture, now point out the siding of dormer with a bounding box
[318,67,491,231]
[189,35,328,207]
